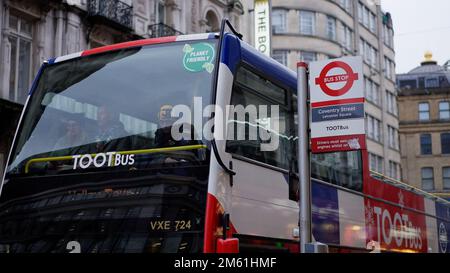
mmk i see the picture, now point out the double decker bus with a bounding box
[0,20,448,253]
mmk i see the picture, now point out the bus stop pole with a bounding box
[297,62,312,253]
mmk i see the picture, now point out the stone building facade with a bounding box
[241,0,401,180]
[0,0,244,175]
[397,53,450,201]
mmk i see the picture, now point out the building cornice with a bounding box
[399,121,450,132]
[398,88,450,97]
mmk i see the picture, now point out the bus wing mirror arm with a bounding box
[211,139,236,177]
[288,171,300,201]
[217,213,239,253]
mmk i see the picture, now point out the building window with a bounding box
[439,101,450,120]
[383,57,395,80]
[360,4,376,33]
[343,25,353,51]
[366,114,381,142]
[383,24,394,48]
[386,91,398,115]
[384,57,390,78]
[425,77,439,88]
[369,12,377,33]
[205,10,220,32]
[272,50,288,66]
[383,24,389,46]
[156,0,166,24]
[359,38,364,55]
[338,0,352,14]
[417,77,426,88]
[421,167,434,191]
[420,134,432,155]
[441,133,450,154]
[418,102,430,121]
[299,11,315,35]
[443,167,450,190]
[358,3,363,23]
[389,28,394,48]
[387,125,399,150]
[363,5,369,28]
[299,51,317,63]
[369,153,383,174]
[364,41,371,63]
[272,9,287,33]
[8,14,33,104]
[398,79,417,89]
[365,78,380,106]
[371,47,377,68]
[361,39,377,68]
[389,161,399,180]
[327,16,336,41]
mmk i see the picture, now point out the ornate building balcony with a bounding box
[148,23,183,38]
[87,0,133,31]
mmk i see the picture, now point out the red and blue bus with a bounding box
[0,20,448,253]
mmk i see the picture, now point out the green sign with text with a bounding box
[182,43,215,73]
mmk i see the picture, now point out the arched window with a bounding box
[156,0,166,24]
[205,10,219,32]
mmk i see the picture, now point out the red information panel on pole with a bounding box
[309,56,365,153]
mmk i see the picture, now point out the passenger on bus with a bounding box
[154,104,178,148]
[47,114,89,170]
[53,115,89,153]
[154,104,200,148]
[137,105,203,168]
[94,105,130,152]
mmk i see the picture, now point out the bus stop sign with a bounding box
[314,61,359,97]
[309,56,366,153]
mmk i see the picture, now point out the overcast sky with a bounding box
[380,0,450,74]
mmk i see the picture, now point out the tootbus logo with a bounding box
[373,206,423,250]
[326,125,349,131]
[72,152,135,170]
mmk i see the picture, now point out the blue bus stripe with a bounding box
[28,63,47,96]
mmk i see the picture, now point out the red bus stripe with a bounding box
[203,193,238,253]
[311,98,365,108]
[81,36,177,56]
[203,193,220,253]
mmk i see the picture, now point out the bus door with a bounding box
[224,64,299,252]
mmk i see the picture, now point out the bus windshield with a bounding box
[6,41,216,176]
[0,40,216,253]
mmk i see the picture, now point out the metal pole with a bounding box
[297,62,312,253]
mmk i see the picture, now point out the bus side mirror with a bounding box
[288,172,299,201]
[216,238,239,253]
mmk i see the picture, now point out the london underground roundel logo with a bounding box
[314,61,359,97]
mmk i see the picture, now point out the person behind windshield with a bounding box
[154,104,178,147]
[94,105,130,152]
[154,104,200,147]
[54,116,88,152]
[47,114,89,170]
[137,104,203,168]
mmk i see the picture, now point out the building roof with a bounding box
[408,63,446,74]
[397,52,450,91]
[405,51,449,74]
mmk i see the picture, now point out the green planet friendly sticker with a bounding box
[182,43,215,73]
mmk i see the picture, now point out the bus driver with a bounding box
[94,105,131,152]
